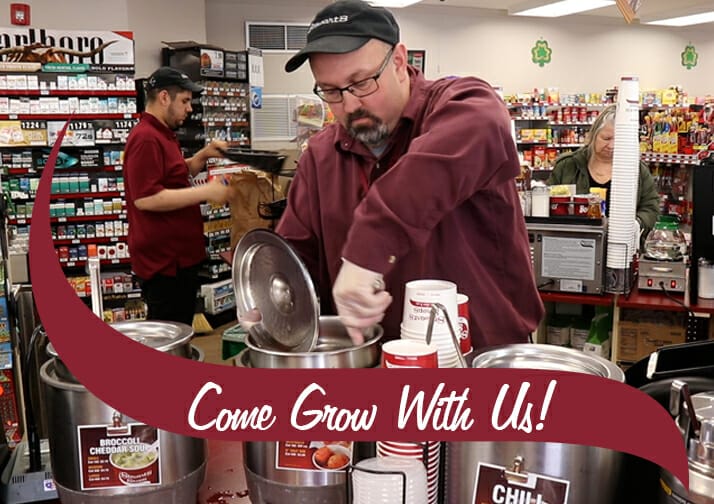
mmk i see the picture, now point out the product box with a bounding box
[617,320,686,362]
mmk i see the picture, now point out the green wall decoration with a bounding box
[531,39,552,67]
[681,44,698,70]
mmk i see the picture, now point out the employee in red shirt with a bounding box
[276,0,544,348]
[124,67,233,325]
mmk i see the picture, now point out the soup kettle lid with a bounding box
[232,229,319,353]
[471,343,624,381]
[109,320,194,352]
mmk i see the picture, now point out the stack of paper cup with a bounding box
[400,280,460,368]
[352,457,428,504]
[606,76,641,292]
[376,442,440,504]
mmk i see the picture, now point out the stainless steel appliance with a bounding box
[40,321,206,504]
[232,230,378,503]
[659,380,714,503]
[638,257,687,293]
[526,218,607,294]
[446,344,625,504]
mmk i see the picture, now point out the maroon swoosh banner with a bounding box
[29,122,689,489]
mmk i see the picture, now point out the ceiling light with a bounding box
[366,0,423,7]
[645,11,714,27]
[511,0,616,17]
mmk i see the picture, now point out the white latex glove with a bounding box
[333,259,393,345]
[237,308,262,333]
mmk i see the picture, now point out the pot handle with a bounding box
[670,379,701,442]
[427,303,468,369]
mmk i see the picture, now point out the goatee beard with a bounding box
[347,109,390,147]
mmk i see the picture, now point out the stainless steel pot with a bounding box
[242,316,380,503]
[244,316,382,369]
[659,381,714,503]
[446,344,625,504]
[40,321,206,504]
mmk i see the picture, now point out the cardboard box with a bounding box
[617,320,686,362]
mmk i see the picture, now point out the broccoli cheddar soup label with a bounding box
[77,422,161,490]
[275,441,354,472]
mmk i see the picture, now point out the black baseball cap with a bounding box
[145,67,203,93]
[285,0,399,73]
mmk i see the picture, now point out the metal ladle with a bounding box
[425,302,468,369]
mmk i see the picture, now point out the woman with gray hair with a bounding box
[547,104,660,246]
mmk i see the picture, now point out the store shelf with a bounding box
[58,257,131,268]
[53,236,126,245]
[5,165,123,175]
[0,113,139,120]
[9,213,126,225]
[618,286,714,314]
[50,191,123,200]
[539,291,614,306]
[103,290,143,302]
[640,152,700,165]
[1,90,136,97]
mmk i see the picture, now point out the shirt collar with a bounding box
[141,112,177,141]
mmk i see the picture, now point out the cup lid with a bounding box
[232,229,319,352]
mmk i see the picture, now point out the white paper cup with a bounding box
[382,340,439,369]
[402,279,458,334]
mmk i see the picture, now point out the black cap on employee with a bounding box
[145,66,203,93]
[285,0,400,73]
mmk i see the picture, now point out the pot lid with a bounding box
[471,344,624,381]
[110,321,194,352]
[232,229,319,353]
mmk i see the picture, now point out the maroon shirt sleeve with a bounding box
[342,78,519,275]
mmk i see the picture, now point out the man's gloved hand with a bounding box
[333,259,393,345]
[237,308,262,334]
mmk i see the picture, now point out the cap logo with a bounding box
[308,14,349,33]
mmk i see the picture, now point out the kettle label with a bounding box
[275,440,353,472]
[77,420,161,490]
[473,463,570,504]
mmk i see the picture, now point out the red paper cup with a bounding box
[457,293,472,354]
[382,340,438,369]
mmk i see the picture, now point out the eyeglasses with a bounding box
[313,47,394,104]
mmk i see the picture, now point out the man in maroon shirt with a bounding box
[278,0,544,349]
[124,67,233,325]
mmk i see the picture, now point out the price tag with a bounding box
[111,259,120,264]
[17,219,26,224]
[66,261,76,267]
[58,217,67,222]
[71,239,80,244]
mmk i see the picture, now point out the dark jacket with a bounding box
[547,147,660,238]
[277,67,544,349]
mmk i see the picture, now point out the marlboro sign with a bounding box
[0,27,135,72]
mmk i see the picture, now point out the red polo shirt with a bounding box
[124,112,205,279]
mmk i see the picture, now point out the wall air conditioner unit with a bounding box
[246,22,308,52]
